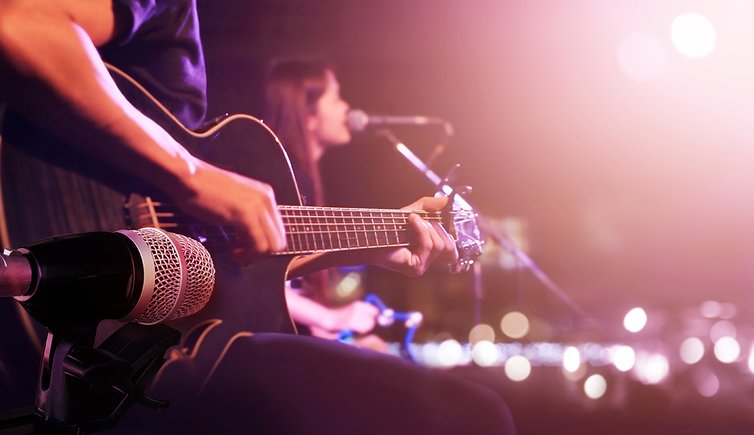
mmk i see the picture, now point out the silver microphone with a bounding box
[1,228,215,326]
[347,109,452,136]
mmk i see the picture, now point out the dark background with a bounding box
[196,1,754,432]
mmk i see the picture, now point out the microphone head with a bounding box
[347,109,369,133]
[119,228,215,325]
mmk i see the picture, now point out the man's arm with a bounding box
[0,0,285,258]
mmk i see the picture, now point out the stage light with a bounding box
[693,369,720,397]
[584,374,607,400]
[469,323,495,344]
[713,336,740,363]
[679,337,705,365]
[334,271,361,298]
[634,353,669,385]
[699,300,722,318]
[623,307,647,333]
[612,345,636,372]
[671,12,716,59]
[500,311,530,339]
[747,345,754,374]
[471,340,499,367]
[563,346,581,373]
[504,355,531,382]
[437,339,464,367]
[710,320,737,342]
[617,31,667,82]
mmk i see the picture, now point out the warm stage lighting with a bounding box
[563,346,581,373]
[469,323,496,344]
[713,336,741,364]
[679,337,705,365]
[471,340,499,367]
[634,353,669,385]
[623,307,648,333]
[612,345,636,372]
[671,12,716,59]
[584,374,607,400]
[504,355,532,382]
[500,311,530,339]
[437,339,464,367]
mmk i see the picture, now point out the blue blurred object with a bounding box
[339,293,423,362]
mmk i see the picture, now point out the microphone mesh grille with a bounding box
[131,228,214,325]
[170,232,215,320]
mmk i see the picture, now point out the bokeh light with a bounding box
[713,336,741,364]
[471,340,499,367]
[504,355,532,382]
[612,345,636,372]
[634,353,669,385]
[584,374,607,399]
[693,369,720,397]
[679,337,705,365]
[437,339,463,367]
[671,12,716,59]
[500,311,530,339]
[710,320,737,342]
[469,323,496,344]
[623,307,648,333]
[563,346,581,373]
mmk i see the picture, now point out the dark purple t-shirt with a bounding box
[101,0,207,129]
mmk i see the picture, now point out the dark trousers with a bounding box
[113,333,516,435]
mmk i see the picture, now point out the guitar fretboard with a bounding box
[278,206,441,255]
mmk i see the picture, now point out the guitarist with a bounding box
[0,1,515,434]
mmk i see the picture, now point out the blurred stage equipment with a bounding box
[0,228,215,434]
[338,293,424,362]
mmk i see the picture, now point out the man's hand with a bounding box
[369,196,459,277]
[180,159,287,263]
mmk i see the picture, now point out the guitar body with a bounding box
[0,68,298,339]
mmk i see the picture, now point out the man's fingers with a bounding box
[401,195,449,212]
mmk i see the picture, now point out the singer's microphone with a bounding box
[0,228,215,327]
[347,109,451,135]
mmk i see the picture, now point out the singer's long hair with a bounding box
[262,56,334,206]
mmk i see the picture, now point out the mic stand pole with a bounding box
[378,130,593,323]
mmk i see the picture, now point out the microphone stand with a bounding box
[378,130,594,324]
[0,319,179,434]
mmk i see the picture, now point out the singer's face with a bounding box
[309,70,351,149]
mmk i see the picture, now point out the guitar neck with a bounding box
[130,199,444,256]
[277,205,442,255]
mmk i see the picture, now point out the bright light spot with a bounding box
[720,303,738,319]
[419,342,439,367]
[710,320,737,342]
[471,340,499,367]
[612,345,636,372]
[623,307,648,333]
[334,272,361,298]
[500,311,530,339]
[713,336,741,363]
[747,345,754,374]
[634,353,669,384]
[437,339,463,367]
[693,369,720,397]
[563,363,587,381]
[679,337,705,365]
[671,12,716,59]
[617,31,667,82]
[584,374,607,399]
[504,355,532,382]
[563,346,581,373]
[469,324,495,344]
[700,300,722,318]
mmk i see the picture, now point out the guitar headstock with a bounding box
[440,187,484,273]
